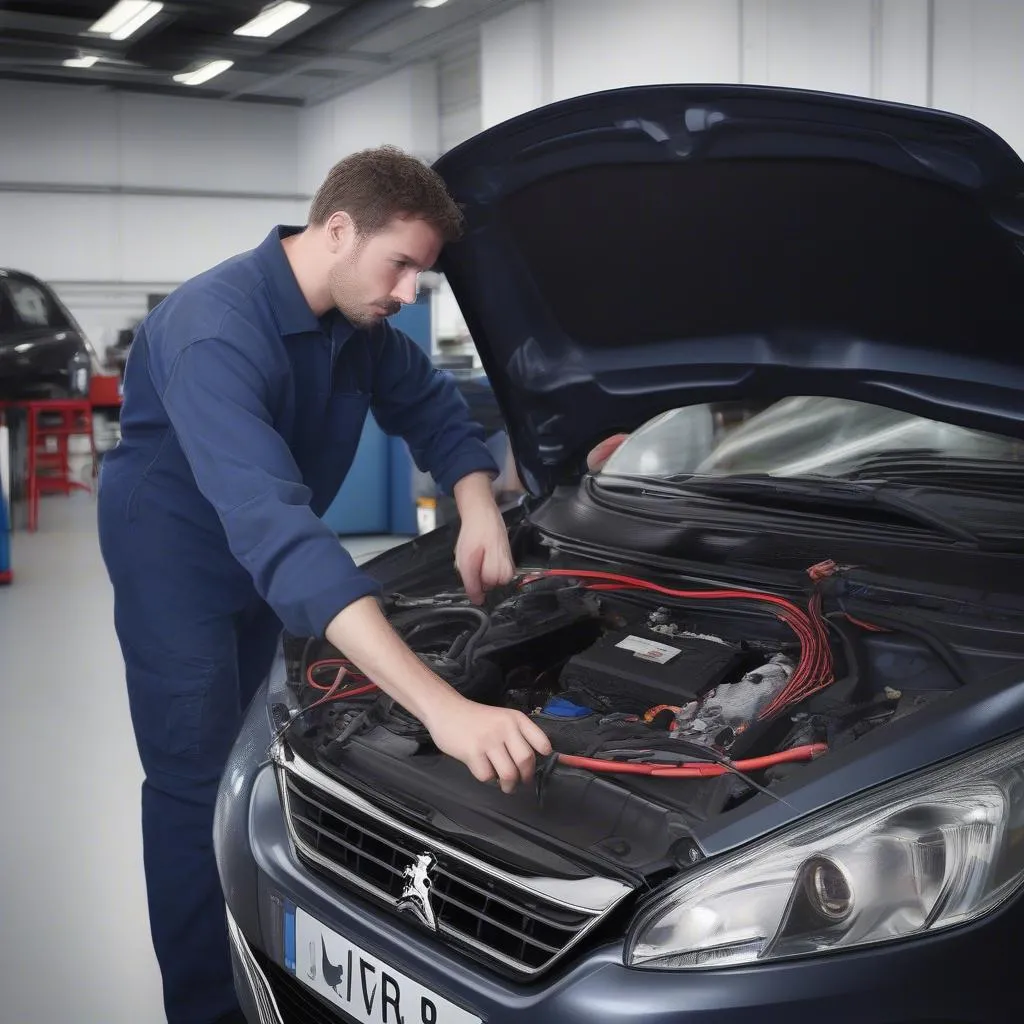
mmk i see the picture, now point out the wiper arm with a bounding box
[856,485,982,544]
[600,473,984,546]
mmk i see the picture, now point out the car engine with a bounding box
[279,561,938,808]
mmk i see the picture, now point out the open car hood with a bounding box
[433,85,1024,495]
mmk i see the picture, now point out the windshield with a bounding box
[598,397,1024,480]
[0,277,71,334]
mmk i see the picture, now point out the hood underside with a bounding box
[433,84,1024,495]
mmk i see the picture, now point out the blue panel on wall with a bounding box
[322,292,432,537]
[387,294,432,536]
[388,435,418,536]
[322,413,389,535]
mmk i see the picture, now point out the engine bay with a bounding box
[272,554,992,880]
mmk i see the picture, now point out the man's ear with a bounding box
[324,211,356,253]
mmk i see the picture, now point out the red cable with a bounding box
[846,614,888,632]
[762,589,834,717]
[557,743,827,776]
[323,683,379,701]
[521,569,810,620]
[306,659,369,690]
[306,659,379,702]
[521,568,832,718]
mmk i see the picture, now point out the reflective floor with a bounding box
[0,492,406,1023]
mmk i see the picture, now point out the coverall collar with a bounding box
[256,224,334,337]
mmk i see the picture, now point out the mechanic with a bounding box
[97,146,552,1024]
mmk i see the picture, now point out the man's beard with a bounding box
[329,263,400,327]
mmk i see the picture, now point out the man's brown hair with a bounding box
[309,145,464,242]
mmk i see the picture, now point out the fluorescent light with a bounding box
[173,59,234,87]
[234,1,311,38]
[414,0,450,8]
[89,1,163,40]
[63,55,100,68]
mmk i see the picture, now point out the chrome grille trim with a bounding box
[271,739,634,977]
[226,906,286,1024]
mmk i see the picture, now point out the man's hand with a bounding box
[453,471,514,605]
[422,693,553,794]
[325,596,552,794]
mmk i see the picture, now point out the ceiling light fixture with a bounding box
[63,55,101,68]
[414,0,450,8]
[89,1,163,40]
[234,1,311,38]
[173,59,234,87]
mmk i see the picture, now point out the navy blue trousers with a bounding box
[99,484,281,1024]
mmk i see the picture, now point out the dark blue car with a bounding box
[214,84,1024,1023]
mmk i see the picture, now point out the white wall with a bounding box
[0,82,304,354]
[298,63,440,197]
[480,1,548,128]
[552,0,742,99]
[741,0,874,95]
[0,63,444,355]
[478,0,1024,159]
[439,40,482,154]
[874,0,930,107]
[933,0,1024,159]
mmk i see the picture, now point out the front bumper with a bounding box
[222,758,1024,1024]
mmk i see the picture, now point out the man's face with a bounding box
[327,215,443,328]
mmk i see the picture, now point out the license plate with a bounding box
[287,904,482,1024]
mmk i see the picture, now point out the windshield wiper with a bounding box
[833,451,1024,490]
[597,472,987,547]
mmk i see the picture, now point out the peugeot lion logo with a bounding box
[398,852,437,931]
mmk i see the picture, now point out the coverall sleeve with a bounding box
[370,324,499,493]
[154,332,381,638]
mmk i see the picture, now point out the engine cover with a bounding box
[559,626,743,713]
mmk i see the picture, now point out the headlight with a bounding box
[626,731,1024,969]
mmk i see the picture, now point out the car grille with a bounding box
[253,949,355,1024]
[275,749,632,978]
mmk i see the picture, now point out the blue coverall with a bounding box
[97,225,497,1024]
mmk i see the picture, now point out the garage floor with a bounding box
[0,492,406,1024]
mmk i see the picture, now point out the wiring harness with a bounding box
[516,564,836,720]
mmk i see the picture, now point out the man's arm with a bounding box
[323,597,550,792]
[452,469,514,604]
[369,324,498,486]
[370,325,513,603]
[154,321,548,790]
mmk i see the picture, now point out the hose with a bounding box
[839,605,968,687]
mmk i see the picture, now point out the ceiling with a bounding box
[0,0,503,106]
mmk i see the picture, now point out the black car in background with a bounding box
[0,268,94,400]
